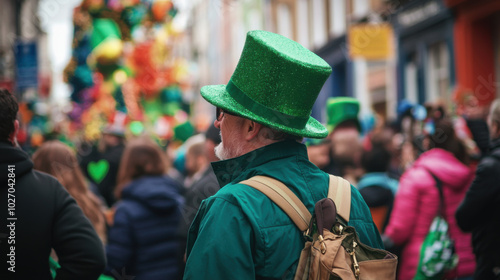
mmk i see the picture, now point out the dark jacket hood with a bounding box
[121,175,184,213]
[0,141,33,184]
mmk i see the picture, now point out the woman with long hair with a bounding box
[32,140,107,243]
[383,119,476,279]
[105,136,184,279]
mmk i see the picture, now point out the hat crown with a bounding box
[200,30,331,138]
[230,31,331,118]
[326,97,360,127]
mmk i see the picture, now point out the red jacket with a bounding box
[384,148,476,279]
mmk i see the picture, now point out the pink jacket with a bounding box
[384,148,476,280]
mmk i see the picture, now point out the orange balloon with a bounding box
[152,1,173,22]
[31,132,44,147]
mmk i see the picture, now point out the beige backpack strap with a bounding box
[240,176,312,232]
[327,175,351,222]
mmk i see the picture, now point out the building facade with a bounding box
[186,0,500,125]
[184,0,269,123]
[0,0,51,99]
[445,0,500,106]
[268,0,395,123]
[392,0,455,108]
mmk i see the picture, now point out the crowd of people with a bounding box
[1,29,499,280]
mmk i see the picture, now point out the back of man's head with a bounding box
[0,89,19,142]
[361,143,391,173]
[185,134,208,176]
[489,99,500,126]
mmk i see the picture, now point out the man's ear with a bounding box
[493,121,500,139]
[197,153,208,167]
[8,120,19,144]
[244,119,262,141]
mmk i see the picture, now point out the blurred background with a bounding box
[0,0,498,150]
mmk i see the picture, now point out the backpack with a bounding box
[414,170,458,280]
[241,175,398,280]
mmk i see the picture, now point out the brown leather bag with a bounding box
[241,175,397,280]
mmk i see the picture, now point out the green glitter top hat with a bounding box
[326,97,361,133]
[200,30,332,138]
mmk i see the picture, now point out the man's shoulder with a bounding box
[31,169,58,181]
[348,183,374,216]
[16,170,71,204]
[32,170,70,193]
[478,152,500,173]
[14,169,62,190]
[202,179,296,224]
[206,181,261,206]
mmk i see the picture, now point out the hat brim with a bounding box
[327,119,362,134]
[201,84,328,139]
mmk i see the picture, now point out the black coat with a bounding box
[176,166,220,279]
[456,138,500,280]
[79,143,124,207]
[178,166,220,240]
[0,141,106,279]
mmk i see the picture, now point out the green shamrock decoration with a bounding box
[87,159,110,184]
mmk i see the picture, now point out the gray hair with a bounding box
[260,126,303,142]
[489,99,500,125]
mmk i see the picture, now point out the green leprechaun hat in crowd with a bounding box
[200,30,332,139]
[326,97,361,133]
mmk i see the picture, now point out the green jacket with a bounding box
[184,141,382,280]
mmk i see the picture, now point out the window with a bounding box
[405,54,418,104]
[426,42,450,102]
[277,3,292,39]
[329,0,346,37]
[353,0,369,19]
[296,0,309,48]
[312,0,327,48]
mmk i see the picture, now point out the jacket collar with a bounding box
[0,140,34,183]
[490,137,500,151]
[0,139,14,147]
[211,140,308,187]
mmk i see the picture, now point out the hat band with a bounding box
[226,80,309,129]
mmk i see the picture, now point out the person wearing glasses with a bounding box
[182,30,382,279]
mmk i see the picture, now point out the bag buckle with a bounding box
[333,223,344,235]
[318,235,327,254]
[349,241,360,278]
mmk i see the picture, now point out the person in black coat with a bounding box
[79,129,125,208]
[456,98,500,280]
[181,124,222,232]
[0,89,106,279]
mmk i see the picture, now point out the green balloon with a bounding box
[91,19,122,50]
[163,102,180,116]
[143,99,163,122]
[129,121,144,136]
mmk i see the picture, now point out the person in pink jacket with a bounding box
[384,119,476,280]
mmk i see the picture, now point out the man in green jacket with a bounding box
[183,30,383,280]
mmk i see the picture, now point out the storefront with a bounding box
[392,0,455,106]
[445,0,500,106]
[313,35,353,122]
